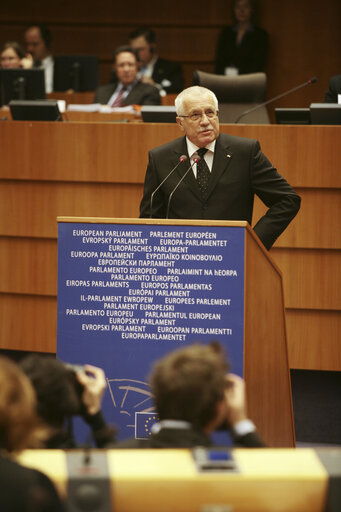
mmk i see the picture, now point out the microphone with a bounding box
[166,153,200,219]
[150,155,187,218]
[234,77,318,123]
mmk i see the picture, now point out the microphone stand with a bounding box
[166,154,199,219]
[234,77,318,123]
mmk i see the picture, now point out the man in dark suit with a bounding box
[129,27,184,94]
[324,74,341,103]
[24,24,54,93]
[140,85,301,250]
[94,46,160,106]
[117,342,265,448]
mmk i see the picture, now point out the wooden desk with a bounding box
[18,448,339,512]
[0,122,340,371]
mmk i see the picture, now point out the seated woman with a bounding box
[0,356,64,511]
[0,41,33,69]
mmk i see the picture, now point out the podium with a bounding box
[57,217,295,447]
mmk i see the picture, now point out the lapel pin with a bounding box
[226,154,231,158]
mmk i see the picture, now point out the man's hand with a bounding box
[21,53,34,69]
[224,373,248,427]
[76,364,107,416]
[140,75,156,86]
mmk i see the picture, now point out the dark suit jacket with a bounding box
[151,57,184,93]
[324,74,341,103]
[139,133,301,250]
[0,455,63,511]
[115,426,265,449]
[94,80,161,106]
[215,25,269,75]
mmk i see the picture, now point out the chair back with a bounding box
[193,71,270,124]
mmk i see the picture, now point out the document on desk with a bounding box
[67,103,136,113]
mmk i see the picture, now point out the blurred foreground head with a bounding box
[0,356,45,452]
[150,341,229,429]
[20,355,83,428]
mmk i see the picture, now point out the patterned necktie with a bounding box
[110,86,126,107]
[196,147,210,196]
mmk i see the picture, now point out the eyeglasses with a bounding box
[179,110,219,122]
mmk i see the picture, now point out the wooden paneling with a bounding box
[0,182,142,238]
[271,248,340,311]
[286,309,341,371]
[1,123,340,188]
[0,293,56,353]
[245,233,294,446]
[0,237,57,295]
[224,125,341,189]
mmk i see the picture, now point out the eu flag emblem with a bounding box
[135,412,159,439]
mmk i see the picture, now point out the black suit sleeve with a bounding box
[140,85,161,106]
[153,60,184,93]
[251,140,301,250]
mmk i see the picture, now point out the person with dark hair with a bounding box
[324,74,341,103]
[0,41,33,69]
[0,356,64,511]
[215,0,269,75]
[94,45,160,106]
[24,24,54,92]
[20,355,116,449]
[129,27,184,94]
[117,342,264,448]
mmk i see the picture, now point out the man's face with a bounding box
[25,27,49,61]
[115,51,138,85]
[130,35,154,66]
[234,0,252,23]
[176,92,220,148]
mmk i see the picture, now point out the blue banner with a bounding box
[57,222,245,441]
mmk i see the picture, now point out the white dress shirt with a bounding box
[186,138,216,178]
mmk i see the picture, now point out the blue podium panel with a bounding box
[57,221,245,440]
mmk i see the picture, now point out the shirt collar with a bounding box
[151,420,192,434]
[42,55,53,66]
[117,79,137,93]
[186,137,216,159]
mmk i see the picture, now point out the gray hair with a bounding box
[175,86,219,115]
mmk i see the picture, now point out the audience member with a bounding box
[20,355,115,449]
[117,342,265,448]
[129,27,184,94]
[215,0,268,75]
[0,41,33,69]
[24,24,54,93]
[0,356,64,511]
[94,45,160,106]
[324,74,341,103]
[140,85,300,250]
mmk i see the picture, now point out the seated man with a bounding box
[117,342,265,448]
[129,27,184,95]
[94,45,161,106]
